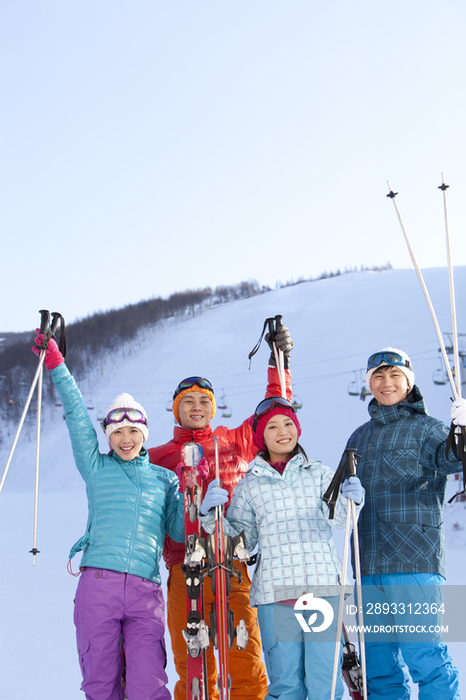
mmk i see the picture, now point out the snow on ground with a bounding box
[1,267,466,699]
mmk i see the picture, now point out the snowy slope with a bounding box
[1,267,466,699]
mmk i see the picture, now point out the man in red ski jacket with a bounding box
[149,320,293,700]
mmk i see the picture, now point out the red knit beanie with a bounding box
[252,407,302,452]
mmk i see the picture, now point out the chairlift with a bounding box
[433,366,448,386]
[217,390,228,411]
[292,395,303,411]
[348,374,359,397]
[348,370,371,400]
[222,406,232,418]
[166,400,173,412]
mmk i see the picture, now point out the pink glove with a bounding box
[175,457,210,483]
[32,331,64,370]
[197,458,209,480]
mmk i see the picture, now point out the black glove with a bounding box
[266,321,293,369]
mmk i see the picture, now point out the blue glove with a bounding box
[200,478,229,515]
[341,476,364,504]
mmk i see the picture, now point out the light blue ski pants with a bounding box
[257,602,344,700]
[361,573,460,700]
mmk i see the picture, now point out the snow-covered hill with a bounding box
[1,267,465,699]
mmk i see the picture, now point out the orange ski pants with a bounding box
[167,561,268,700]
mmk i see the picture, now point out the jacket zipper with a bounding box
[125,457,142,572]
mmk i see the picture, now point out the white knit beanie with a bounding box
[366,347,415,391]
[104,393,149,442]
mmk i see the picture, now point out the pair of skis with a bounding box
[180,439,249,700]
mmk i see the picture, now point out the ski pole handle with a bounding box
[267,317,281,377]
[51,311,66,357]
[50,312,60,336]
[37,309,51,355]
[271,316,286,399]
[346,449,358,478]
[39,309,50,340]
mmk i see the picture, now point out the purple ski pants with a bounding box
[74,568,170,700]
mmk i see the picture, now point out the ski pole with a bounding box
[0,312,50,496]
[330,450,367,700]
[386,183,459,400]
[330,461,352,700]
[0,360,44,495]
[267,316,286,399]
[247,316,286,398]
[30,360,43,565]
[213,436,230,699]
[0,311,64,497]
[347,450,367,700]
[438,174,461,398]
[29,311,62,564]
[28,309,50,565]
[438,177,466,499]
[274,315,286,399]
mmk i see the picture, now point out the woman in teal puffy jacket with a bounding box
[33,333,184,700]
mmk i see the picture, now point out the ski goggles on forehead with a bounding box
[173,376,214,400]
[253,396,295,431]
[367,351,412,371]
[103,408,148,428]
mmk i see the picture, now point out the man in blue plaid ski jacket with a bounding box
[345,348,466,700]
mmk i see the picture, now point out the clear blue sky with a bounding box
[1,0,466,332]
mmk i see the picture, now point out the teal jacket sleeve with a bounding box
[51,363,101,480]
[164,471,185,543]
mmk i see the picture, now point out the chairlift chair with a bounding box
[217,390,228,411]
[348,372,359,397]
[432,368,448,386]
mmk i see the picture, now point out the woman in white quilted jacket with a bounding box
[200,396,364,700]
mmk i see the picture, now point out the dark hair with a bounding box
[260,442,308,464]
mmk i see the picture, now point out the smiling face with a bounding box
[109,425,145,461]
[262,413,298,463]
[178,391,213,430]
[370,365,410,406]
